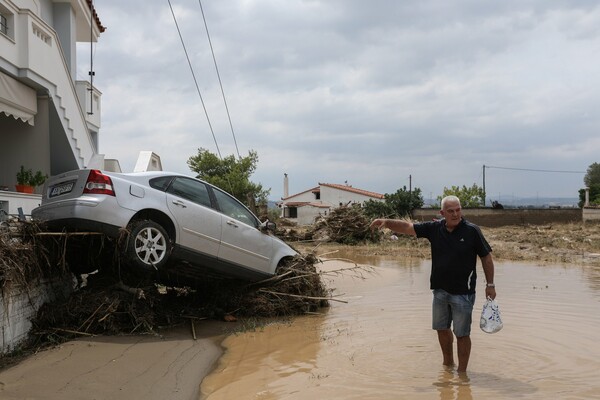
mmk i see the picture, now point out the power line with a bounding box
[485,165,585,174]
[198,0,240,159]
[168,0,222,159]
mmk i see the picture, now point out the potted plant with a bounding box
[16,165,47,194]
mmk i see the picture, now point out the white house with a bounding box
[0,0,105,216]
[279,174,385,225]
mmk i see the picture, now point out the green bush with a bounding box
[16,166,47,187]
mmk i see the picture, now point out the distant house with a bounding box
[279,175,385,225]
[0,0,106,215]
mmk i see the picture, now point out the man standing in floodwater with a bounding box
[369,195,497,372]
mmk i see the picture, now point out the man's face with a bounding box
[440,200,462,228]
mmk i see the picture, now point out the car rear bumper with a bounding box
[32,196,133,237]
[37,217,123,237]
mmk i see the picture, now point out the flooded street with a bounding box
[201,252,600,399]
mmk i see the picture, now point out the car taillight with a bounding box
[83,169,115,196]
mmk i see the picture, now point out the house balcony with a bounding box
[0,1,101,168]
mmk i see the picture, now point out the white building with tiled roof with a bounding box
[279,174,385,225]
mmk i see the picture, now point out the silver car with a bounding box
[32,169,297,281]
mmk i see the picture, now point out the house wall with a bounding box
[0,97,51,194]
[297,205,327,226]
[282,185,384,225]
[285,189,319,203]
[53,2,76,77]
[1,0,103,180]
[320,186,380,206]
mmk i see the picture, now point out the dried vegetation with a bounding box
[279,205,382,244]
[1,219,346,358]
[0,220,68,295]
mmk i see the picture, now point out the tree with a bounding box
[187,148,270,208]
[579,184,600,207]
[578,162,600,207]
[584,162,600,187]
[363,186,424,218]
[437,184,485,208]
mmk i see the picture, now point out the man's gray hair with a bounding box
[441,195,461,209]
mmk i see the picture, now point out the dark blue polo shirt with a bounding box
[413,218,492,294]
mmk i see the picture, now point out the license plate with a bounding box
[49,181,75,198]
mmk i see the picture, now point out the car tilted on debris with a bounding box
[32,169,297,281]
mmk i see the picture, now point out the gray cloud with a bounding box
[82,0,600,202]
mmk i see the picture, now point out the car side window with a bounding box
[212,188,258,228]
[149,176,174,191]
[168,178,212,208]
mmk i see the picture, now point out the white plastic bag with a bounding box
[480,297,503,334]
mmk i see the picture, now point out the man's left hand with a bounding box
[485,286,496,300]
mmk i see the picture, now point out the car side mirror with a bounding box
[260,219,277,232]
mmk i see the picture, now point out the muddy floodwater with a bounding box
[201,252,600,400]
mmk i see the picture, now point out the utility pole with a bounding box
[409,174,412,212]
[482,165,486,207]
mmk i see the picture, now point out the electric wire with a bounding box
[198,0,241,159]
[485,165,585,174]
[168,0,222,159]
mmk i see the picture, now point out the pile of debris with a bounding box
[308,205,381,244]
[0,219,67,294]
[29,252,331,344]
[276,218,312,242]
[1,220,333,348]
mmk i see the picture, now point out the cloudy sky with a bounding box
[78,0,600,204]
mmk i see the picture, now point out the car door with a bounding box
[212,187,273,274]
[165,177,222,258]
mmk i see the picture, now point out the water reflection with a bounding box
[583,265,600,292]
[201,254,600,400]
[433,368,472,400]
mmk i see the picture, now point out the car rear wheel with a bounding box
[126,219,172,271]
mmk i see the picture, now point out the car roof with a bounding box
[111,170,188,178]
[104,170,226,191]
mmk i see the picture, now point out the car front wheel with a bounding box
[126,220,172,271]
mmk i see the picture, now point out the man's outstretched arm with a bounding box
[369,218,417,236]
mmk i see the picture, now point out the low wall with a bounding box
[1,278,72,355]
[412,208,582,227]
[0,191,42,219]
[583,207,600,222]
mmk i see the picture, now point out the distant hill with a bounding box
[271,197,580,210]
[422,196,580,209]
[486,196,579,208]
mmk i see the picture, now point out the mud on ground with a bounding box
[293,222,600,267]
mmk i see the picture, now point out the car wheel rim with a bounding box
[134,226,167,266]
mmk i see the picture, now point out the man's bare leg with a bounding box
[456,335,471,372]
[437,329,454,366]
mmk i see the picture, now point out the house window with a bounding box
[0,4,14,39]
[1,14,8,36]
[284,207,298,218]
[314,192,320,200]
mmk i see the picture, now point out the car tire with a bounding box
[125,219,172,271]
